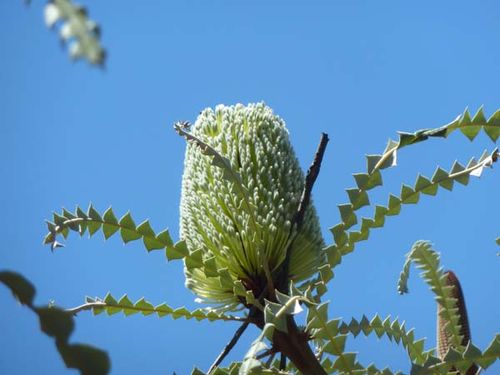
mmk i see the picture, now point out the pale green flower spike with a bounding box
[180,103,325,307]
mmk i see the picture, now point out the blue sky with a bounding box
[1,1,499,374]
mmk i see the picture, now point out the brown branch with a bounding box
[279,353,287,370]
[207,320,250,374]
[293,132,329,230]
[272,316,327,374]
[276,133,329,292]
[256,348,276,360]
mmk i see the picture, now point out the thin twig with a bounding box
[207,289,267,373]
[207,320,251,374]
[293,133,329,230]
[265,351,277,368]
[277,133,329,291]
[279,353,287,370]
[256,348,276,360]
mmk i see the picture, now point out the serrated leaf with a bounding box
[401,184,419,204]
[331,352,358,372]
[398,241,464,350]
[87,204,102,221]
[318,264,334,284]
[86,205,102,236]
[338,204,357,229]
[387,194,401,215]
[323,335,347,355]
[431,167,453,190]
[328,109,500,277]
[264,302,287,332]
[77,293,242,322]
[62,208,76,220]
[44,205,184,264]
[353,171,382,191]
[184,248,204,270]
[330,223,347,247]
[119,212,135,229]
[484,121,500,142]
[353,173,370,190]
[102,208,119,239]
[346,188,370,210]
[118,213,142,243]
[76,206,87,219]
[136,220,155,237]
[137,221,166,251]
[202,256,218,277]
[450,161,469,185]
[366,154,382,174]
[53,212,66,226]
[154,303,173,317]
[157,229,174,247]
[103,293,120,315]
[134,298,155,316]
[117,295,137,316]
[459,109,481,140]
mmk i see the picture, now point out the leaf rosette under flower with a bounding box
[180,103,325,308]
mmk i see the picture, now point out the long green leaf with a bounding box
[338,315,431,366]
[68,293,245,323]
[333,148,498,259]
[327,107,499,273]
[303,148,499,298]
[398,241,464,351]
[44,204,191,262]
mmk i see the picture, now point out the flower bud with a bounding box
[180,103,325,307]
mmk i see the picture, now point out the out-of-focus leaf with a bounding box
[0,270,110,375]
[0,271,36,305]
[43,0,106,66]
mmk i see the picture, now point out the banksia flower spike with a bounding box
[178,103,325,308]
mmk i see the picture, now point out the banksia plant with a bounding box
[178,103,325,309]
[12,103,498,374]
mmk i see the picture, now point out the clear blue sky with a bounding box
[1,1,499,374]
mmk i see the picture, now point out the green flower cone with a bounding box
[180,103,325,308]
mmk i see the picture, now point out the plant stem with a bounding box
[207,320,250,374]
[272,316,327,375]
[276,132,329,292]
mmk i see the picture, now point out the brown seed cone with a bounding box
[437,270,479,375]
